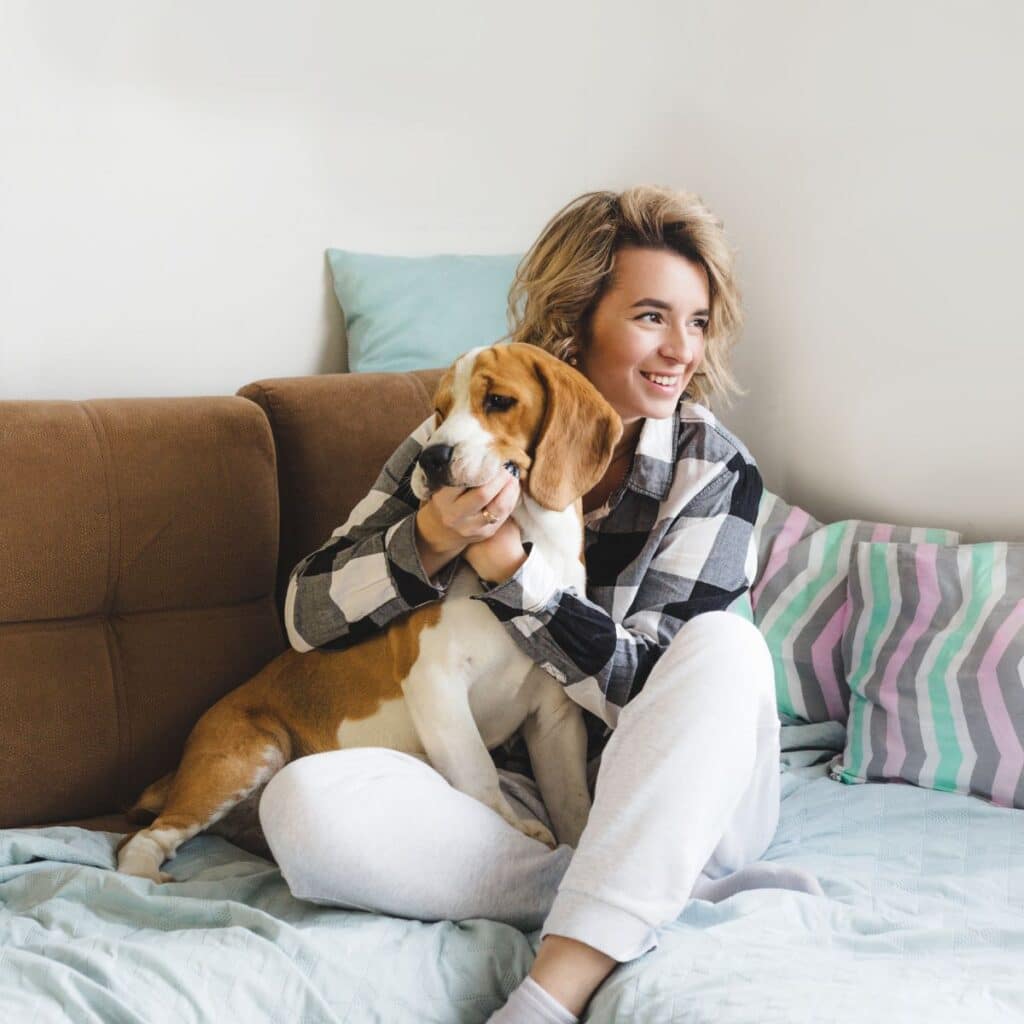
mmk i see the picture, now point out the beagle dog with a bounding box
[116,342,622,883]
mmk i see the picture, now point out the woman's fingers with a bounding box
[452,470,511,518]
[432,469,519,537]
[482,473,520,523]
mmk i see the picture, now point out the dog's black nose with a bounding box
[418,444,454,486]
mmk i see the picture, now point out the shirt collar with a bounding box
[622,403,682,501]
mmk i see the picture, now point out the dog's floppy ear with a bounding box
[522,345,623,511]
[431,367,455,424]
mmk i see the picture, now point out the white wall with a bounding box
[2,1,1022,541]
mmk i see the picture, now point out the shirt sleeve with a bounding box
[472,450,763,728]
[284,413,459,652]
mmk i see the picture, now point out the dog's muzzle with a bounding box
[417,445,521,493]
[417,444,454,491]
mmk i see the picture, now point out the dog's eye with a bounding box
[484,393,517,413]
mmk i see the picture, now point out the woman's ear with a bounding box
[524,346,623,511]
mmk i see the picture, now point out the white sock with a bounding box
[485,975,579,1024]
[690,860,825,902]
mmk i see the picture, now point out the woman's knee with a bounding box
[259,747,434,891]
[258,747,563,922]
[677,608,767,650]
[262,747,429,818]
[644,610,776,719]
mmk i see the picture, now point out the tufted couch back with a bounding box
[0,369,442,829]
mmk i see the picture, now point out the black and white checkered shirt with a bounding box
[285,398,763,769]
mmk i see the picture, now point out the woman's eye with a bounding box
[637,312,708,329]
[484,393,517,412]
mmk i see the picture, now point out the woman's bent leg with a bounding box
[258,747,572,931]
[540,610,793,962]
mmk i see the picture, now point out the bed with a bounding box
[4,722,1021,1023]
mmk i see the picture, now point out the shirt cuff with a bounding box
[474,541,564,614]
[384,512,458,604]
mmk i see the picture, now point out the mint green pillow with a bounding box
[750,490,961,724]
[326,250,522,373]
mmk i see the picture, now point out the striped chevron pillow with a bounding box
[750,492,960,723]
[830,541,1024,808]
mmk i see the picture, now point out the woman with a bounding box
[260,187,821,1024]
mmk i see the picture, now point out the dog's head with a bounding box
[411,342,623,511]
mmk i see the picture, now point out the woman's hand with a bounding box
[414,466,522,580]
[464,516,527,585]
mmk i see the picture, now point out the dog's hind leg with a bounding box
[116,702,291,882]
[124,770,176,824]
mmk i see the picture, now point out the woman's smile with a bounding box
[639,370,684,392]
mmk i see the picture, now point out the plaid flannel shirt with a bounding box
[285,397,763,771]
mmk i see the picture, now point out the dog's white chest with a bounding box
[335,503,583,759]
[411,579,539,748]
[335,568,539,754]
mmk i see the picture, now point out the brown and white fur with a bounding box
[116,342,622,883]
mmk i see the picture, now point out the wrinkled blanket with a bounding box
[2,723,1023,1023]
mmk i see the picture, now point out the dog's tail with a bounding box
[124,771,176,824]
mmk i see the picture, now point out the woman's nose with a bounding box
[663,325,700,363]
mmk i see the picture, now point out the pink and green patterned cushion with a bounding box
[750,492,960,723]
[830,541,1024,808]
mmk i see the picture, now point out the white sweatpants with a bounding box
[258,611,781,962]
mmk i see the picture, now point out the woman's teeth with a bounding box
[640,371,678,389]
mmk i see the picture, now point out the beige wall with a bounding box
[2,1,1021,540]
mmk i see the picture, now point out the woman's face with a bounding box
[577,245,709,433]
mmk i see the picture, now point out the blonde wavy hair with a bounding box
[504,185,746,408]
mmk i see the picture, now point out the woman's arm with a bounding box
[471,453,764,728]
[284,414,460,651]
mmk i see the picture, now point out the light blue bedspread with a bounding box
[3,724,1023,1023]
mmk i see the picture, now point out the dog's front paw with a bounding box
[517,817,557,849]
